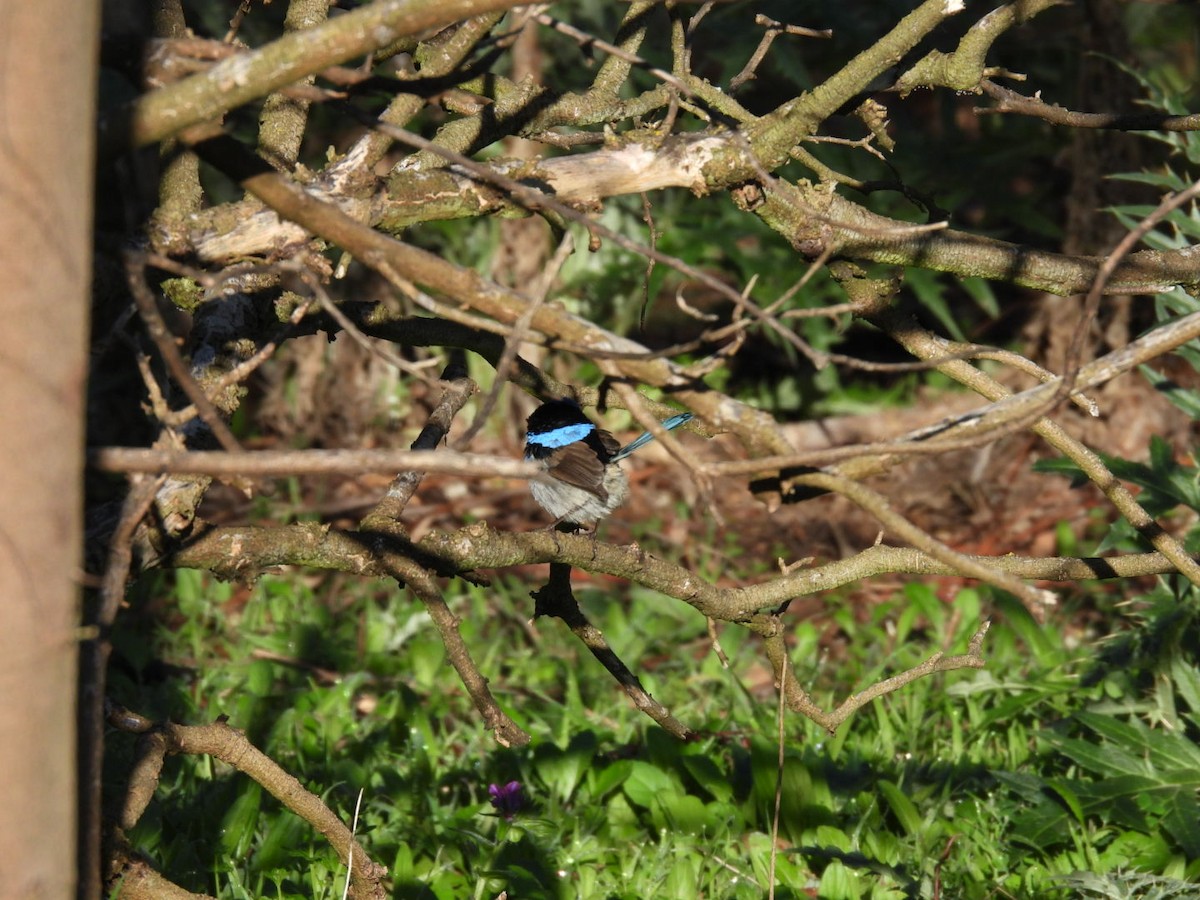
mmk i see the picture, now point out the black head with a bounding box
[524,400,619,463]
[525,399,591,437]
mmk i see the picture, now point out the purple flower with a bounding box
[487,781,524,820]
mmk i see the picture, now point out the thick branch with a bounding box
[748,176,1200,295]
[184,132,792,459]
[160,522,1190,591]
[894,0,1065,95]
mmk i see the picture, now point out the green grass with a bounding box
[105,561,1200,899]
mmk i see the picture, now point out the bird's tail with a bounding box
[611,412,693,462]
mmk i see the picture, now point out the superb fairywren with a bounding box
[524,399,693,527]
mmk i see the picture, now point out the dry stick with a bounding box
[534,12,692,96]
[364,119,756,312]
[707,617,730,668]
[91,446,539,479]
[532,562,693,738]
[108,706,389,900]
[393,558,530,746]
[300,262,441,382]
[870,304,1200,588]
[224,0,252,43]
[730,14,832,92]
[461,122,922,381]
[948,341,1097,416]
[125,252,242,453]
[360,118,882,378]
[639,191,659,334]
[386,269,524,338]
[608,381,710,514]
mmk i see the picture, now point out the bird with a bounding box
[524,399,693,528]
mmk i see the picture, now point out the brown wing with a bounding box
[593,428,620,459]
[544,441,609,500]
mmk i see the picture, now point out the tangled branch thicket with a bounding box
[90,0,1200,895]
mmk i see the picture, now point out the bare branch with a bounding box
[106,705,388,899]
[90,446,540,479]
[364,365,479,522]
[893,0,1064,95]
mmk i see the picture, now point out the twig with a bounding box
[388,555,530,747]
[534,12,692,97]
[707,617,730,668]
[1061,177,1200,404]
[978,81,1200,132]
[761,621,990,732]
[705,302,1200,478]
[606,381,712,521]
[639,192,659,333]
[867,302,1200,588]
[373,116,891,379]
[794,471,1055,615]
[344,375,529,747]
[730,14,831,92]
[364,365,478,523]
[303,265,441,383]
